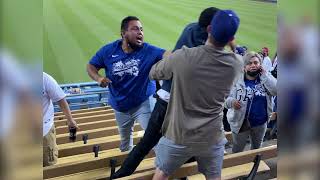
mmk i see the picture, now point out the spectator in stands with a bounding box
[225,52,277,153]
[111,7,230,179]
[43,72,78,166]
[87,16,170,152]
[150,10,242,180]
[261,47,273,72]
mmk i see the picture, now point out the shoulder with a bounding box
[183,22,200,32]
[43,72,54,83]
[174,45,192,55]
[178,45,210,58]
[180,23,200,37]
[101,40,120,51]
[170,45,198,61]
[43,72,59,88]
[143,42,165,53]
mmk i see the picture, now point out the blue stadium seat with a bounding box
[54,82,110,112]
[66,94,100,104]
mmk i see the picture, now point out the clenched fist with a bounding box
[98,77,112,87]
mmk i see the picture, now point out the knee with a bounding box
[153,168,169,180]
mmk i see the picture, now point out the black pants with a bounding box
[112,98,168,178]
[223,108,231,132]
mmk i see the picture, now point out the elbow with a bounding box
[57,98,67,108]
[86,64,91,75]
[87,64,99,76]
[86,64,93,73]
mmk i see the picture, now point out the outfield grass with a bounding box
[44,0,277,83]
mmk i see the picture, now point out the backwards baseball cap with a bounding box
[211,10,240,44]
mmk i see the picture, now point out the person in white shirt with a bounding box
[261,47,273,72]
[42,72,78,166]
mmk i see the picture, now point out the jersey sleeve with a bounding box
[149,45,166,63]
[44,73,66,102]
[89,46,107,69]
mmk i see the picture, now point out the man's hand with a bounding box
[98,77,112,87]
[67,119,79,130]
[258,66,266,75]
[269,112,277,121]
[233,100,242,110]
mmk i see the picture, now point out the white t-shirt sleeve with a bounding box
[44,72,66,102]
[262,57,273,72]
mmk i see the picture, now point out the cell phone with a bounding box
[257,67,262,74]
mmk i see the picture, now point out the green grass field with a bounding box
[44,0,277,84]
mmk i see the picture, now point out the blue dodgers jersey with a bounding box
[89,40,165,112]
[244,78,268,127]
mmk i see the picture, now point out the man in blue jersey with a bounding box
[87,16,170,152]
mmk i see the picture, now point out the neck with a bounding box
[205,34,224,50]
[205,38,224,50]
[245,73,257,80]
[121,39,134,53]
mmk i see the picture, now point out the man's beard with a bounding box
[128,41,142,50]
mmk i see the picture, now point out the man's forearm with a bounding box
[149,61,172,81]
[58,98,73,122]
[87,64,103,82]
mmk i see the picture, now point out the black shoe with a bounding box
[185,156,196,163]
[111,167,133,179]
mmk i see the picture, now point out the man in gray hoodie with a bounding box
[150,10,242,180]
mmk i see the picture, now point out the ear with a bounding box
[206,25,212,34]
[121,31,125,38]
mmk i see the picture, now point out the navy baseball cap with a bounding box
[211,10,240,44]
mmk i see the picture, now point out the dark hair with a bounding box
[198,7,220,28]
[121,16,140,32]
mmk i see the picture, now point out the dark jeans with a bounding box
[112,98,168,179]
[223,108,231,132]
